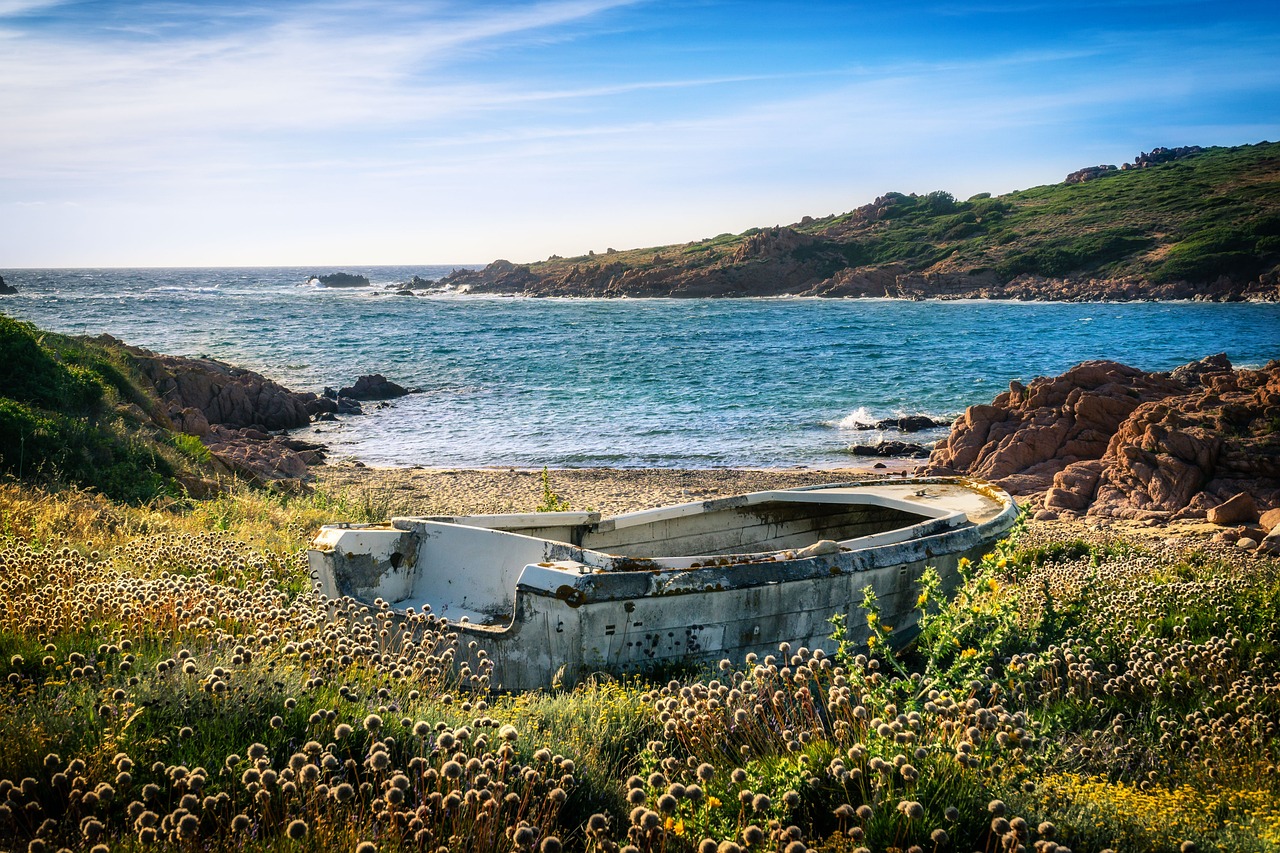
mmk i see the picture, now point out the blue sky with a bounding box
[2,0,1278,266]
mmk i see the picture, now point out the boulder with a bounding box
[338,374,410,400]
[848,441,931,458]
[202,425,325,486]
[1260,507,1280,533]
[1260,529,1280,556]
[0,275,16,295]
[1206,492,1260,526]
[925,356,1280,518]
[856,415,949,433]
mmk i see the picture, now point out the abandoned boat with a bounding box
[308,477,1017,690]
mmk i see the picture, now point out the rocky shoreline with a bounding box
[924,354,1280,552]
[433,259,1280,302]
[107,332,1280,555]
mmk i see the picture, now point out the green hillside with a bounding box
[449,142,1280,297]
[0,316,198,501]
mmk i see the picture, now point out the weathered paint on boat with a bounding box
[308,477,1017,690]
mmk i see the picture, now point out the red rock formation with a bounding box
[925,355,1280,519]
[94,335,322,487]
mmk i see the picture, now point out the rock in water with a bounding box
[0,275,16,295]
[311,272,370,287]
[338,374,410,400]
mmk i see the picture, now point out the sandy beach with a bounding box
[313,459,922,518]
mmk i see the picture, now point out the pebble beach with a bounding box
[312,460,920,518]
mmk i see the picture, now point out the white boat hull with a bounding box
[308,478,1017,690]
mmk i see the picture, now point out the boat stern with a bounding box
[309,524,421,604]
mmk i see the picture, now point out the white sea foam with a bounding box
[828,406,877,429]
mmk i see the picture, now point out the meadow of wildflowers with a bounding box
[1,481,1277,853]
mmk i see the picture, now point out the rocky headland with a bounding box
[437,142,1280,302]
[0,275,16,295]
[96,336,414,491]
[923,355,1280,552]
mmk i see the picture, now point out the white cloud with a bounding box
[0,0,64,15]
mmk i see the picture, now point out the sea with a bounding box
[3,266,1279,469]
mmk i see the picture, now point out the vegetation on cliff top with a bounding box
[0,315,208,502]
[479,141,1280,292]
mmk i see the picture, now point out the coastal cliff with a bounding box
[438,142,1280,301]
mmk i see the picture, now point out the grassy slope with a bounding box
[526,141,1280,285]
[0,314,211,502]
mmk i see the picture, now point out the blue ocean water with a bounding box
[3,266,1278,468]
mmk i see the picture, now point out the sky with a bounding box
[2,0,1278,267]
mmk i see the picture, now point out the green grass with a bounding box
[0,315,194,502]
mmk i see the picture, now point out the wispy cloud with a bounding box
[0,0,65,15]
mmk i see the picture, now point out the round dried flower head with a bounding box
[988,800,1006,816]
[355,843,377,853]
[657,793,678,812]
[731,768,747,784]
[286,819,308,840]
[945,806,960,822]
[627,788,646,805]
[540,838,562,853]
[335,724,352,740]
[699,840,718,853]
[697,762,715,782]
[742,825,765,846]
[1038,822,1056,839]
[178,814,199,838]
[413,721,431,738]
[1180,843,1197,853]
[363,714,383,733]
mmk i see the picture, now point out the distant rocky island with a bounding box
[440,142,1280,301]
[309,272,370,288]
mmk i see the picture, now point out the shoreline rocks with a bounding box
[848,440,932,458]
[924,355,1280,520]
[89,338,426,489]
[0,275,15,295]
